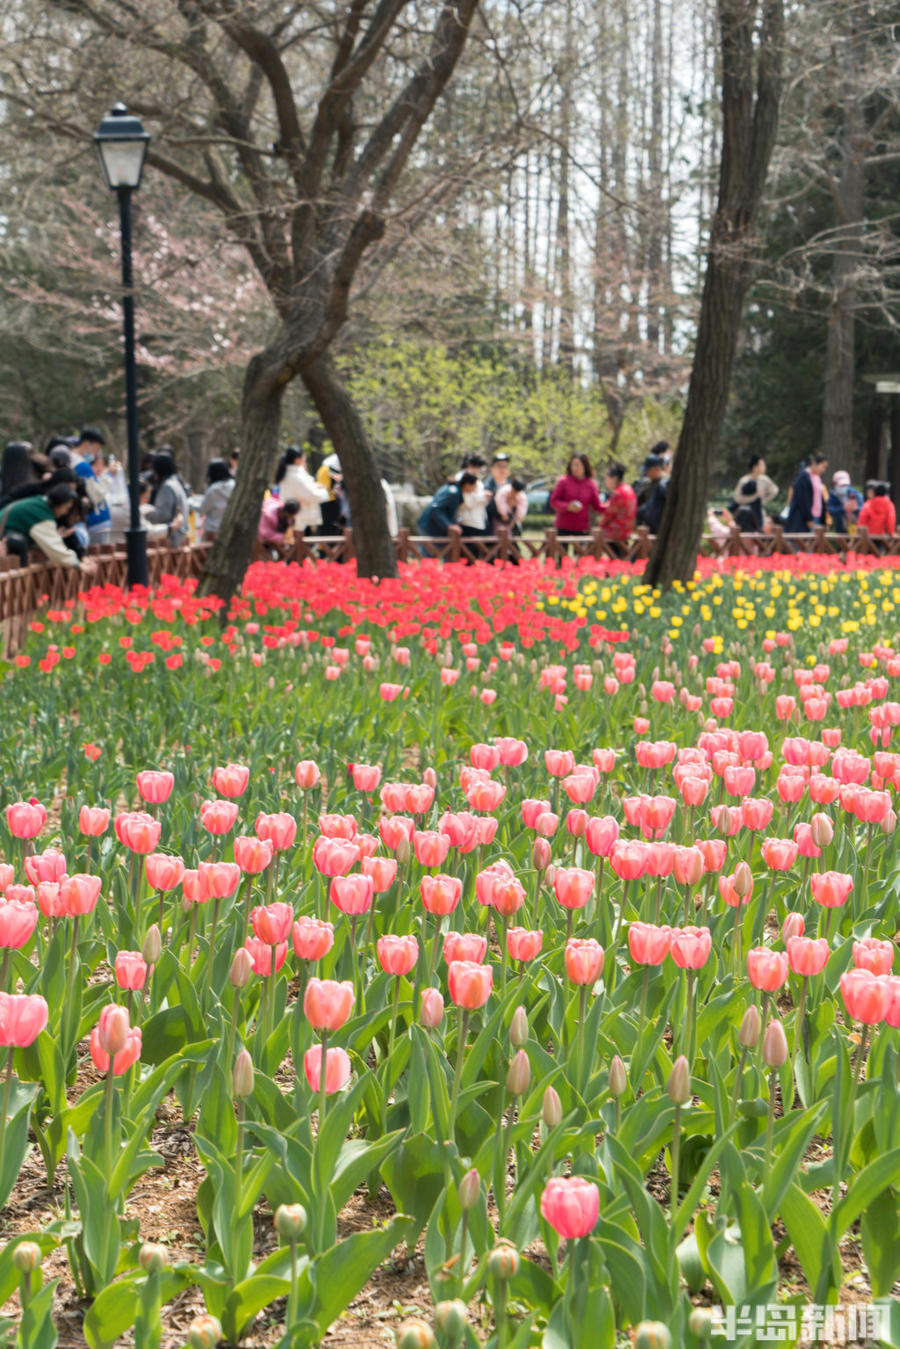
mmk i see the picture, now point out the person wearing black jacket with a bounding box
[635,455,669,533]
[784,456,827,534]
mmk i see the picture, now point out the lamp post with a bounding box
[94,103,150,588]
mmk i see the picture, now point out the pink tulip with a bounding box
[672,846,704,888]
[413,831,451,867]
[182,869,210,906]
[545,749,575,777]
[234,835,274,875]
[0,901,38,949]
[0,992,48,1047]
[540,1176,600,1239]
[144,854,185,892]
[291,917,334,962]
[786,936,829,977]
[295,759,321,790]
[420,988,444,1027]
[840,969,892,1025]
[79,805,110,837]
[810,871,853,909]
[444,932,488,965]
[553,867,595,910]
[244,938,288,976]
[115,812,161,855]
[0,865,13,892]
[255,812,297,852]
[304,977,354,1031]
[4,885,33,906]
[447,960,493,1009]
[747,947,789,992]
[312,836,360,876]
[329,874,374,915]
[644,842,676,878]
[89,1022,142,1075]
[852,938,894,977]
[35,882,65,918]
[318,813,358,840]
[522,798,552,828]
[303,1045,351,1094]
[566,809,589,838]
[760,838,798,871]
[470,742,500,771]
[464,779,507,812]
[565,938,604,985]
[405,784,435,814]
[59,874,102,917]
[379,815,415,850]
[506,927,543,962]
[376,934,419,976]
[198,861,241,899]
[711,804,743,836]
[6,801,47,840]
[136,771,174,805]
[360,855,398,892]
[627,922,671,966]
[420,875,462,915]
[252,902,294,946]
[669,926,712,969]
[439,812,481,853]
[351,763,382,793]
[584,816,619,857]
[608,840,649,881]
[24,850,66,884]
[115,951,149,991]
[211,764,250,798]
[496,737,528,766]
[634,740,676,769]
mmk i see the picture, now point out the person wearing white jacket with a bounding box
[276,447,328,533]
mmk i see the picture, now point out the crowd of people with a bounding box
[2,429,896,575]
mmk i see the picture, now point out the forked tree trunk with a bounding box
[644,0,784,589]
[302,354,398,579]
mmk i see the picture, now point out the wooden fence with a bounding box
[2,522,898,654]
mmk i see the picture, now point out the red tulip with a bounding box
[115,951,149,990]
[506,927,543,962]
[376,934,419,976]
[810,871,853,909]
[540,1176,599,1239]
[840,969,892,1024]
[669,926,712,969]
[447,960,493,1009]
[304,977,354,1030]
[329,874,374,915]
[627,921,671,966]
[421,874,462,915]
[565,937,604,985]
[303,1045,351,1094]
[252,902,294,945]
[0,992,48,1047]
[292,917,334,962]
[79,805,110,837]
[6,801,46,840]
[211,764,250,798]
[136,771,174,805]
[255,812,297,851]
[144,854,185,892]
[786,935,829,977]
[747,947,789,992]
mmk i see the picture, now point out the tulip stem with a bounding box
[576,986,587,1091]
[639,965,650,1022]
[764,1067,777,1186]
[448,1009,470,1143]
[232,1099,245,1283]
[0,950,9,993]
[287,1236,299,1329]
[458,1209,469,1297]
[225,988,241,1077]
[318,1029,329,1133]
[729,1044,749,1128]
[731,903,742,978]
[793,981,808,1063]
[499,916,508,994]
[498,1105,516,1222]
[681,970,695,1061]
[104,1062,116,1180]
[386,976,401,1091]
[0,1053,12,1175]
[349,916,363,1012]
[64,915,80,1062]
[492,1082,507,1218]
[203,898,221,1005]
[131,857,142,946]
[670,1101,681,1214]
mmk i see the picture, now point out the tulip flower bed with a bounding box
[1,555,900,1349]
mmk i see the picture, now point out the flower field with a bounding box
[1,554,900,1349]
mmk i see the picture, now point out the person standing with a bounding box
[826,471,862,533]
[549,454,603,538]
[635,454,669,533]
[454,454,489,540]
[200,459,236,541]
[72,428,113,546]
[732,455,778,530]
[784,455,827,534]
[276,446,328,534]
[598,462,637,554]
[858,482,896,538]
[146,449,190,547]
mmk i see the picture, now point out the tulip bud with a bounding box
[762,1018,788,1068]
[506,1048,531,1098]
[738,1005,760,1048]
[12,1242,42,1274]
[881,808,897,836]
[688,1307,713,1339]
[434,1300,467,1340]
[230,947,254,989]
[809,814,834,849]
[188,1315,223,1349]
[396,1318,436,1349]
[232,1047,254,1100]
[139,1242,167,1274]
[420,988,444,1029]
[532,837,552,871]
[781,911,805,944]
[395,837,411,865]
[423,767,437,789]
[666,1055,691,1106]
[509,1006,528,1048]
[458,1167,481,1212]
[608,1055,627,1098]
[98,1005,130,1057]
[733,861,753,898]
[488,1241,520,1280]
[142,924,162,966]
[634,1322,672,1349]
[542,1084,563,1128]
[275,1203,307,1241]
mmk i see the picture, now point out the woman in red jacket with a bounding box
[549,454,603,541]
[857,481,896,540]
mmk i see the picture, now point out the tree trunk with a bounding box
[644,0,784,590]
[302,353,397,580]
[201,351,286,602]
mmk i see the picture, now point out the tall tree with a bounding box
[644,0,785,588]
[25,0,482,596]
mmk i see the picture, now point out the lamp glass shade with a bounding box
[94,104,150,190]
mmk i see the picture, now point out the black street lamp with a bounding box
[94,103,150,588]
